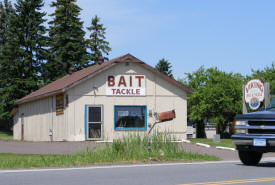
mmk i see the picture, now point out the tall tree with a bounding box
[46,0,88,82]
[0,0,14,129]
[0,0,14,90]
[185,67,243,138]
[87,15,111,64]
[251,62,275,95]
[0,0,47,123]
[0,0,14,53]
[155,58,173,77]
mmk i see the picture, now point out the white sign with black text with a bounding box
[106,75,146,96]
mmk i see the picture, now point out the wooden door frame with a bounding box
[85,105,104,140]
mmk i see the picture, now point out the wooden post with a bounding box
[264,82,270,108]
[242,85,248,114]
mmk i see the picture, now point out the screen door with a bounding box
[87,105,103,140]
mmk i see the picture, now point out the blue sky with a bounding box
[11,0,275,79]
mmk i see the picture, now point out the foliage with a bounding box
[185,67,244,137]
[0,134,219,169]
[0,0,47,122]
[0,0,14,124]
[46,0,88,82]
[155,58,173,77]
[0,0,14,53]
[87,15,111,64]
[0,0,112,127]
[251,62,275,95]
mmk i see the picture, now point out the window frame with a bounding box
[85,104,104,140]
[114,105,147,131]
[56,93,64,115]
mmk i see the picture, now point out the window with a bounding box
[114,106,146,130]
[56,94,64,115]
[65,94,69,107]
[87,106,103,139]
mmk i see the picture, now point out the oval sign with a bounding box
[245,79,264,110]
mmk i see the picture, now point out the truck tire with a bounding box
[238,150,262,165]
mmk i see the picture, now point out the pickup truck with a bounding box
[232,98,275,165]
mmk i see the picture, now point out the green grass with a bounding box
[0,130,13,141]
[189,138,235,148]
[0,134,219,169]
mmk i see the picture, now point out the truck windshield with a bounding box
[266,98,275,110]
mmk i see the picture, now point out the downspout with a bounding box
[49,96,54,141]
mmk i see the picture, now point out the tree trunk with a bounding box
[196,120,206,138]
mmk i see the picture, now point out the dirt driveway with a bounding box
[0,141,107,155]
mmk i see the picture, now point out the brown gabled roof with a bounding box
[15,53,192,105]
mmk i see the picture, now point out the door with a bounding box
[86,105,103,140]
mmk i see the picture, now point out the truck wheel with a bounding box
[238,150,262,165]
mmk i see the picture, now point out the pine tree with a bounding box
[0,0,48,122]
[0,0,14,53]
[87,15,111,64]
[155,58,173,78]
[46,0,88,82]
[0,0,14,127]
[0,0,14,91]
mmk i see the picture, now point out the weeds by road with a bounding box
[0,134,219,169]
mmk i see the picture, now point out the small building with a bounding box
[12,54,192,141]
[186,120,196,139]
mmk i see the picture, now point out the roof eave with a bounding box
[15,89,64,105]
[63,62,118,92]
[15,62,119,105]
[14,53,192,105]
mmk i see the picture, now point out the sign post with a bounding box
[264,83,270,109]
[242,85,248,114]
[147,110,176,153]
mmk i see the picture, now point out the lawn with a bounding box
[0,130,13,141]
[189,138,235,148]
[0,134,220,169]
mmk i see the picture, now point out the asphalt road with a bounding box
[1,159,275,185]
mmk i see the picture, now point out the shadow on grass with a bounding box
[2,130,12,135]
[0,130,13,141]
